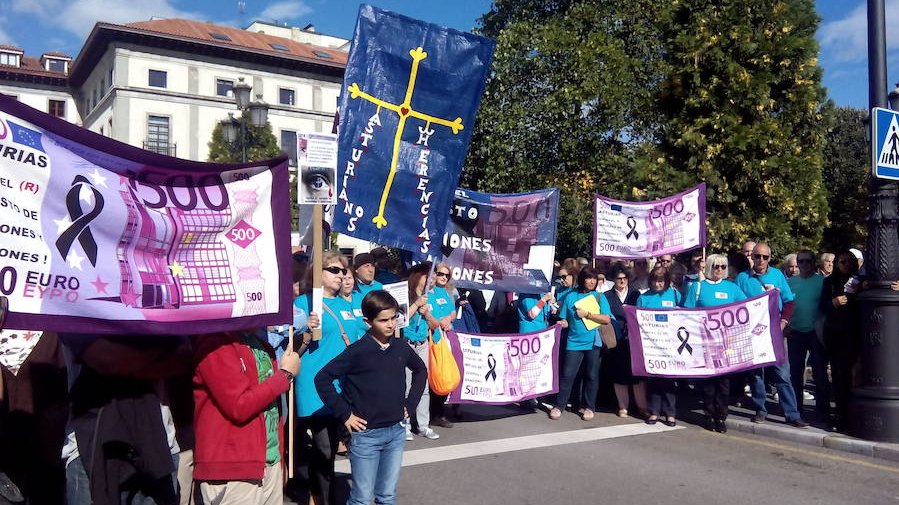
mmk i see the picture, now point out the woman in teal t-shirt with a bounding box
[682,253,747,433]
[550,266,612,421]
[638,266,683,427]
[292,251,363,505]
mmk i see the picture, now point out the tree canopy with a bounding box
[466,0,831,259]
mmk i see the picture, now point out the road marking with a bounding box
[335,422,680,473]
[724,432,899,474]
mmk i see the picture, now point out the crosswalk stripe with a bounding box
[335,422,681,473]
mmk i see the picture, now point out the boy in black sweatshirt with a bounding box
[315,290,426,505]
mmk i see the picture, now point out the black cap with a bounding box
[353,252,375,269]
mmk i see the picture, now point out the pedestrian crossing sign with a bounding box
[873,107,899,180]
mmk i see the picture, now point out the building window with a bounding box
[0,53,20,66]
[108,68,114,87]
[210,32,232,41]
[280,130,297,166]
[269,43,289,52]
[48,99,66,118]
[148,69,167,88]
[46,59,66,72]
[216,79,234,97]
[279,88,295,106]
[145,115,172,155]
[100,78,105,93]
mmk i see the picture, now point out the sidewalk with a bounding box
[674,385,899,463]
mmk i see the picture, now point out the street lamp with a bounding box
[852,0,899,442]
[220,77,269,162]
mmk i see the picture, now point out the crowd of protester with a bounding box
[2,241,899,505]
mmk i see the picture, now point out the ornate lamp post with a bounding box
[220,77,269,162]
[851,0,899,442]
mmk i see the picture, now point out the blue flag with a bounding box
[7,120,45,152]
[333,5,494,255]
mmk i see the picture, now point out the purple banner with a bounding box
[445,325,560,405]
[624,292,785,378]
[0,94,293,334]
[593,183,707,259]
[411,187,559,294]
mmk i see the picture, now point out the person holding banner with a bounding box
[550,267,612,421]
[403,263,442,440]
[638,267,683,427]
[517,291,556,333]
[735,243,808,429]
[293,252,364,505]
[683,254,747,433]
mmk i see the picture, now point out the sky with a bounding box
[0,0,893,108]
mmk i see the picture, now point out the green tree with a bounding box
[467,0,668,258]
[207,111,282,163]
[207,111,296,222]
[821,105,868,250]
[657,0,829,255]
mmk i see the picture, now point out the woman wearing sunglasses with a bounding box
[429,263,457,429]
[292,251,364,505]
[683,254,747,433]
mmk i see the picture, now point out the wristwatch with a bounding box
[281,368,295,381]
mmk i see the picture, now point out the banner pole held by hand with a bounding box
[312,204,323,341]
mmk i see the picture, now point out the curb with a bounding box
[725,417,899,463]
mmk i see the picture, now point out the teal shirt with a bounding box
[429,286,454,343]
[735,268,794,309]
[558,290,613,351]
[787,274,824,332]
[683,279,747,308]
[517,293,550,333]
[293,295,363,417]
[637,287,681,309]
[346,292,368,338]
[354,279,384,297]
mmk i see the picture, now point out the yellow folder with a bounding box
[573,294,601,330]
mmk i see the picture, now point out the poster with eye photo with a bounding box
[297,132,338,205]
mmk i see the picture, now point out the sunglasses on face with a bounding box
[435,272,450,278]
[659,259,672,264]
[752,254,770,260]
[324,266,348,275]
[712,264,728,270]
[797,259,814,264]
[838,260,851,265]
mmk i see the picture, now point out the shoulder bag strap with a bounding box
[321,303,351,347]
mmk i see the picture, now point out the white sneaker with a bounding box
[803,391,815,401]
[418,427,440,440]
[405,430,414,441]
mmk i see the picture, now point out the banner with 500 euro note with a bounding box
[0,94,293,334]
[333,4,494,255]
[411,188,560,294]
[445,326,560,405]
[593,183,706,259]
[624,292,785,378]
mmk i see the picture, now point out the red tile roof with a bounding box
[124,18,347,66]
[0,44,23,53]
[42,51,72,59]
[0,55,67,84]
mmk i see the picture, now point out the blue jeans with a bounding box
[787,330,830,416]
[555,348,601,411]
[348,422,406,505]
[748,360,801,421]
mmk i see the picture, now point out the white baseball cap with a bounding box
[849,248,864,261]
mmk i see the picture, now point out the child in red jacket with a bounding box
[192,330,300,505]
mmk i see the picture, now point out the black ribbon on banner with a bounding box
[485,353,497,381]
[625,216,639,240]
[55,175,104,267]
[676,326,693,355]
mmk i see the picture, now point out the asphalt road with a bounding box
[290,402,899,505]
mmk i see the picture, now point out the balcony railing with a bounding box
[143,141,176,156]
